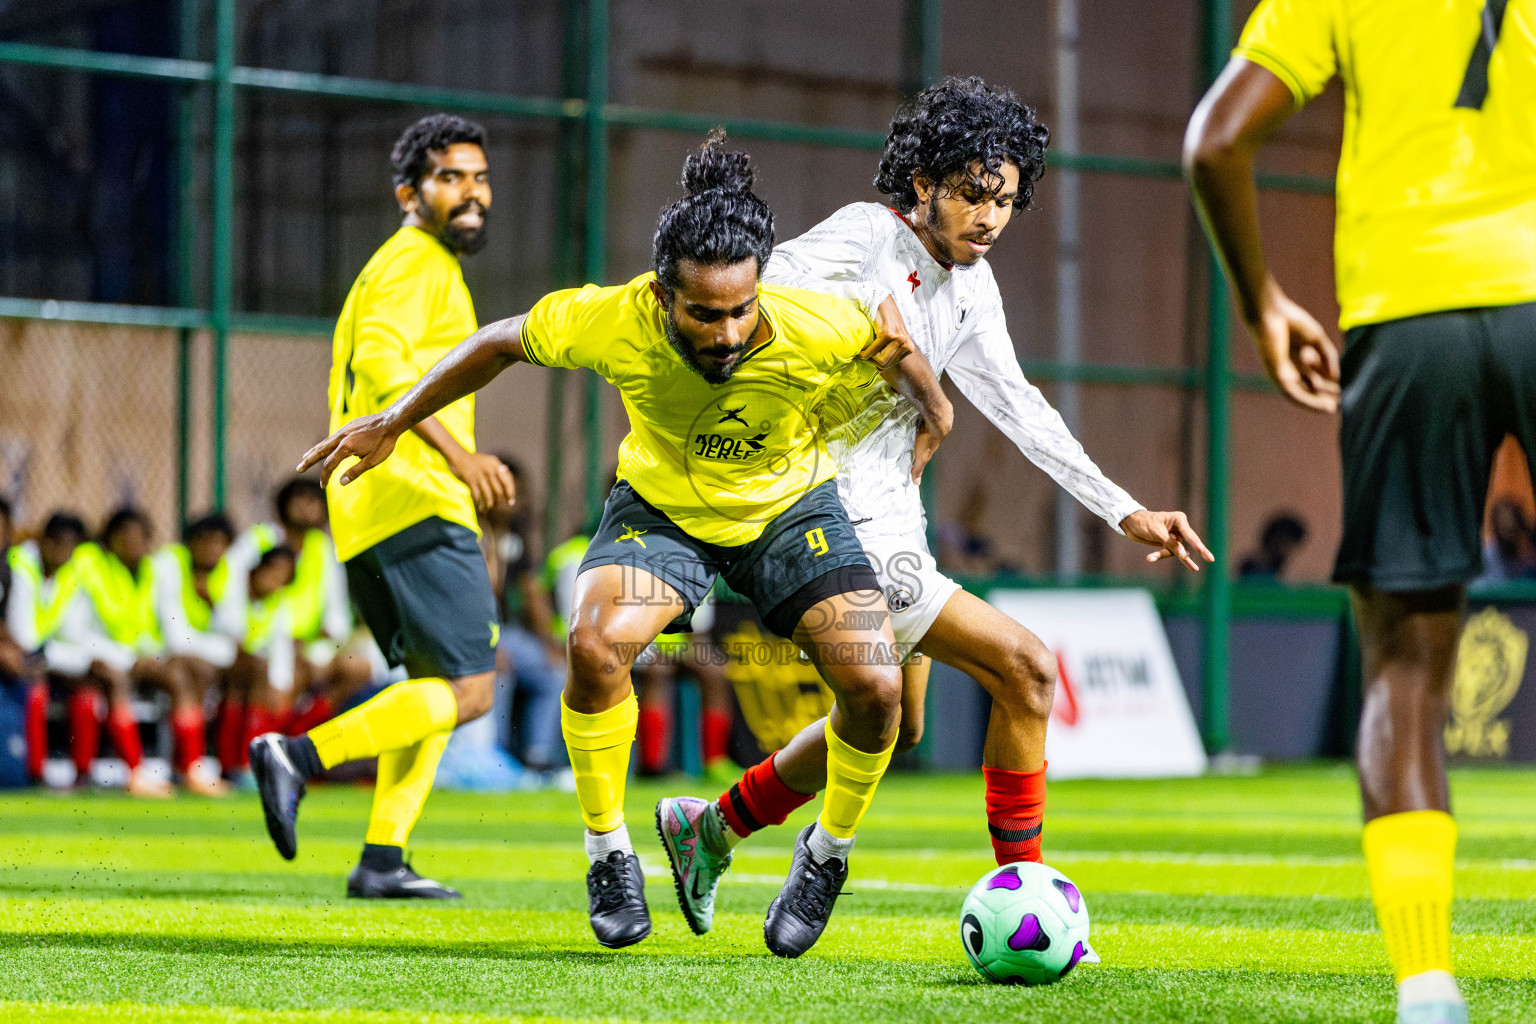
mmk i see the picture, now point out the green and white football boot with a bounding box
[655,795,733,934]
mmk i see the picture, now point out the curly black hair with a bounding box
[874,76,1049,213]
[652,129,775,291]
[391,113,487,189]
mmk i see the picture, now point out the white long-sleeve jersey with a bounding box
[765,202,1144,538]
[149,548,240,669]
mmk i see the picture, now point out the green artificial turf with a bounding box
[0,764,1533,1023]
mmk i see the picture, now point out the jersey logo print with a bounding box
[907,271,921,293]
[717,405,748,427]
[616,523,648,548]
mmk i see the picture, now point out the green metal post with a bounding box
[209,0,235,509]
[582,0,609,529]
[174,0,200,529]
[545,0,585,553]
[904,0,942,556]
[1200,0,1233,754]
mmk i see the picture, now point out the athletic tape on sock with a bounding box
[562,694,639,833]
[818,720,895,840]
[1363,810,1457,982]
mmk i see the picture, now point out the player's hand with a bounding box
[297,412,401,487]
[910,404,951,484]
[860,295,916,371]
[448,451,517,513]
[1252,280,1340,414]
[1120,509,1215,573]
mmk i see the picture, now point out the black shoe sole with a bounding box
[654,801,708,937]
[593,922,652,950]
[346,888,463,900]
[763,895,810,959]
[249,737,298,861]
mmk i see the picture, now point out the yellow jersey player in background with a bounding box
[1185,2,1536,1021]
[250,113,514,900]
[297,132,953,955]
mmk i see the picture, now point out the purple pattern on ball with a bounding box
[1059,941,1087,978]
[1053,878,1082,913]
[1007,913,1048,952]
[987,866,1023,891]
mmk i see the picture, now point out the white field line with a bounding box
[644,847,1536,870]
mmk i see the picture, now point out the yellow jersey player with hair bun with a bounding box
[296,131,955,955]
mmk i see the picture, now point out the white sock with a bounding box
[806,822,855,863]
[703,802,741,853]
[584,823,633,864]
[1398,970,1463,1008]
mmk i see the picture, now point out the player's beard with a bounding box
[438,201,488,256]
[664,309,740,385]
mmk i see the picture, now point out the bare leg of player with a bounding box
[1351,585,1465,1019]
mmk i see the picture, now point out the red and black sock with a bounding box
[717,752,814,839]
[702,708,732,764]
[24,682,47,781]
[984,763,1047,864]
[170,707,207,775]
[638,705,672,775]
[105,704,144,770]
[217,699,247,772]
[68,690,101,779]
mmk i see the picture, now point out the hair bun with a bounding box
[682,128,755,196]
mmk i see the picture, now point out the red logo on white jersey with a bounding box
[1053,650,1080,727]
[907,271,920,293]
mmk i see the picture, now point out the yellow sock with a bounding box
[364,729,452,848]
[818,719,896,839]
[1362,809,1457,982]
[562,693,638,833]
[308,677,457,769]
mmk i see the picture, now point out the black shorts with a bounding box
[578,478,879,638]
[344,517,499,678]
[1336,300,1536,591]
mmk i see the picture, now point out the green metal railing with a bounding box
[0,0,1334,754]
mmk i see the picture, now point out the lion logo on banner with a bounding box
[1446,607,1528,758]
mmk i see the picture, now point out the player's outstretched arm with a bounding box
[875,337,952,483]
[298,314,529,486]
[1119,510,1215,573]
[1184,58,1339,414]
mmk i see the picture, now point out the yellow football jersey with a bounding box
[1236,0,1536,329]
[326,226,480,561]
[520,273,880,546]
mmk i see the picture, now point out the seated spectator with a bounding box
[224,546,298,779]
[0,498,46,784]
[58,508,221,797]
[1239,513,1309,583]
[226,478,372,736]
[1477,498,1536,585]
[8,513,92,786]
